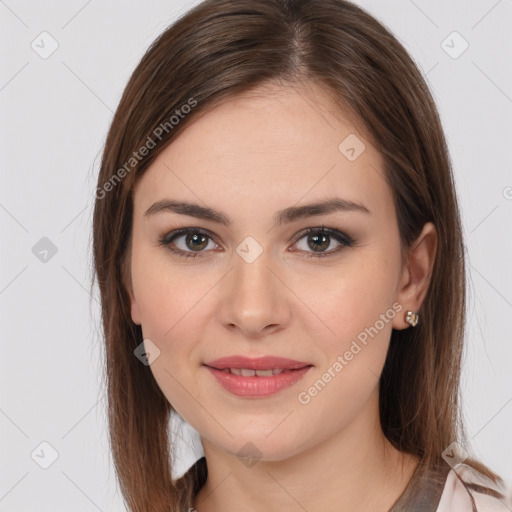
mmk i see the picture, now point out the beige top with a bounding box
[185,456,511,511]
[389,461,511,511]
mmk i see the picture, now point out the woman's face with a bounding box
[127,82,432,461]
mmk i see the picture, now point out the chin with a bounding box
[211,426,307,463]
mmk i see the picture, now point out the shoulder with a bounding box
[436,463,512,512]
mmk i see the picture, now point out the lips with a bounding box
[203,355,312,372]
[203,355,313,398]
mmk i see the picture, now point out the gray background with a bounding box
[1,0,511,510]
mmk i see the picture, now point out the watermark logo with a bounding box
[338,134,366,162]
[31,31,59,59]
[441,31,469,60]
[31,441,59,469]
[32,237,58,263]
[236,236,264,264]
[442,441,468,468]
[236,441,263,468]
[134,339,161,366]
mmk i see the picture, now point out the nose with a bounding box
[217,247,292,338]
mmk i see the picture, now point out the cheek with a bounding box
[295,255,399,350]
[130,248,218,400]
[131,244,211,341]
[292,269,398,442]
[133,272,210,415]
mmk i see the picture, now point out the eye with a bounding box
[158,228,219,259]
[291,225,355,258]
[158,225,355,260]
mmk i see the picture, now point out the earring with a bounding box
[405,310,419,327]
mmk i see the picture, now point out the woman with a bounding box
[91,0,511,510]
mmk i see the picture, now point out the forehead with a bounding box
[133,83,390,222]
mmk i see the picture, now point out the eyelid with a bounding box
[291,226,354,246]
[288,226,355,258]
[159,225,355,259]
[159,227,222,250]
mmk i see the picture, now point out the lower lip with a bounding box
[204,365,312,398]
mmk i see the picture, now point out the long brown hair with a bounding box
[91,0,503,510]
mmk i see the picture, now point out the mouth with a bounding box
[210,367,302,376]
[202,355,313,398]
[204,355,312,372]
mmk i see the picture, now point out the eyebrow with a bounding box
[143,197,370,226]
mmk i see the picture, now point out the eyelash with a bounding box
[157,225,355,260]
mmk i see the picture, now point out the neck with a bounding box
[192,390,420,512]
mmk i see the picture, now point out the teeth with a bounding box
[223,368,289,376]
[255,369,273,377]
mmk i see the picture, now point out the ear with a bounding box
[392,222,437,330]
[122,249,142,326]
[129,287,142,326]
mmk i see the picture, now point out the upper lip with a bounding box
[204,356,312,371]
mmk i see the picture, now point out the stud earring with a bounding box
[405,310,419,327]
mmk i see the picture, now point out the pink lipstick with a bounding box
[203,355,312,398]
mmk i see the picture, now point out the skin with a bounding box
[127,81,437,512]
